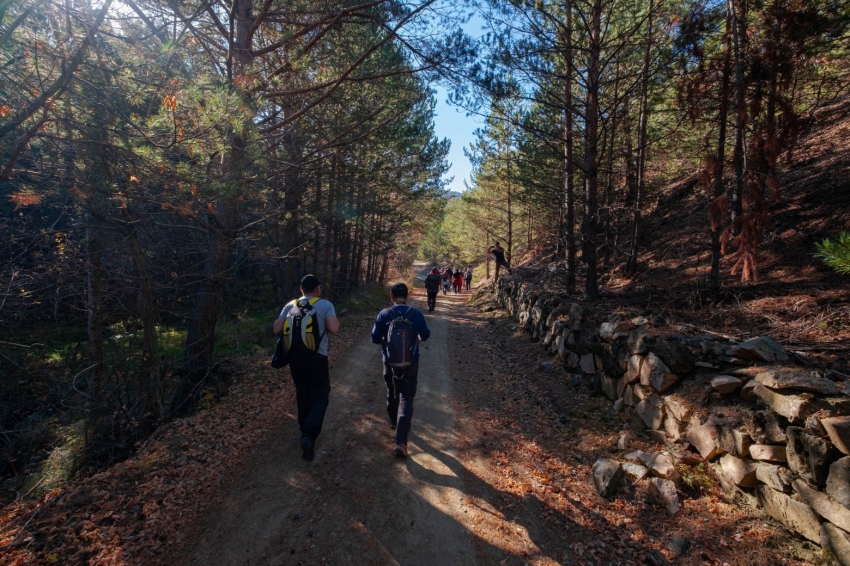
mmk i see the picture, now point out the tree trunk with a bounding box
[582,0,602,300]
[710,16,732,288]
[86,219,104,409]
[563,0,576,294]
[177,0,252,414]
[122,206,161,425]
[729,0,747,232]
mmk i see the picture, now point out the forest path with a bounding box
[186,264,487,565]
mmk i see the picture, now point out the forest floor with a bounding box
[2,264,832,565]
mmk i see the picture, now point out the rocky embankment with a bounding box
[489,276,850,565]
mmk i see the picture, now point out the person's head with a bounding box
[431,267,439,274]
[494,241,500,247]
[300,274,321,296]
[390,282,408,302]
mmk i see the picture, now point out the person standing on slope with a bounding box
[464,266,473,291]
[273,275,340,462]
[370,283,431,458]
[424,266,441,312]
[488,241,513,280]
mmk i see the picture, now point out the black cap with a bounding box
[300,274,321,293]
[390,282,408,297]
[494,241,500,245]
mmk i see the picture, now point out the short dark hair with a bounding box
[300,274,321,293]
[390,282,408,298]
[494,241,500,245]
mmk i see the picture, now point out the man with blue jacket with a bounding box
[370,283,430,458]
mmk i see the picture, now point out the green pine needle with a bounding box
[814,232,850,275]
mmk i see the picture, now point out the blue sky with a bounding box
[431,12,489,194]
[433,86,480,193]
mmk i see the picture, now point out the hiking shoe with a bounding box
[300,436,315,462]
[394,443,408,458]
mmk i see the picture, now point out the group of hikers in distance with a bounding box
[269,241,514,462]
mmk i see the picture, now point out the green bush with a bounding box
[815,232,850,275]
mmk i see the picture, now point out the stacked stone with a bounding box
[492,280,850,564]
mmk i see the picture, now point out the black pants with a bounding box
[465,277,472,290]
[426,291,438,311]
[494,258,512,279]
[383,360,419,446]
[289,355,331,440]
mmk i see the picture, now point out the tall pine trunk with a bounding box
[627,0,654,275]
[563,0,576,293]
[582,0,602,300]
[729,0,747,231]
[710,16,732,288]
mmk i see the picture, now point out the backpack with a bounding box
[425,273,440,291]
[282,297,325,361]
[385,306,416,371]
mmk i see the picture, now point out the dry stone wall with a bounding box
[491,276,850,564]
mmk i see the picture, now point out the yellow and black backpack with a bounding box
[282,297,325,360]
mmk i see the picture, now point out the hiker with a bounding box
[424,267,441,312]
[488,241,513,279]
[464,266,473,291]
[441,268,451,294]
[370,283,431,458]
[272,274,340,462]
[452,269,463,294]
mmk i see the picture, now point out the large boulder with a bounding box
[663,394,694,422]
[821,416,850,455]
[580,353,596,374]
[626,355,644,384]
[826,457,850,509]
[636,395,665,430]
[664,416,687,442]
[792,479,850,533]
[755,367,840,395]
[652,339,696,374]
[628,328,654,355]
[711,375,743,395]
[729,336,788,363]
[717,426,752,458]
[622,462,649,482]
[640,352,679,393]
[753,410,788,444]
[648,477,680,514]
[749,444,788,463]
[686,415,725,461]
[821,523,850,566]
[756,464,793,493]
[719,454,758,487]
[600,319,634,341]
[567,303,584,330]
[755,485,820,543]
[787,426,841,487]
[753,384,817,424]
[592,458,623,498]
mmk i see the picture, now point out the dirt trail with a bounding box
[187,264,480,565]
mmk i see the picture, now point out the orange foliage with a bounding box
[9,191,42,210]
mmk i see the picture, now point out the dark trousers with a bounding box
[494,258,512,279]
[289,355,331,440]
[465,277,471,290]
[426,291,438,310]
[383,360,419,446]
